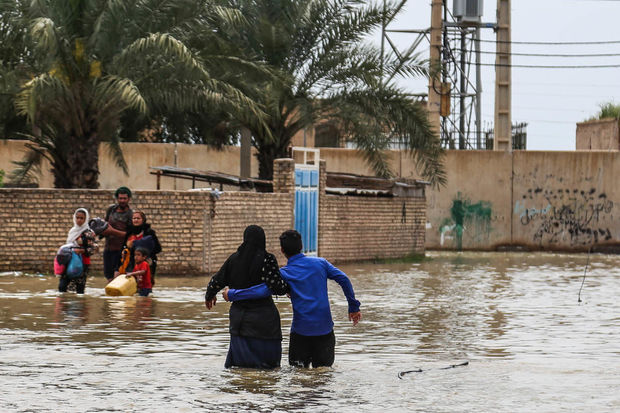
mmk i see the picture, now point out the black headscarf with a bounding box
[228,225,266,289]
[128,222,151,235]
[205,224,282,340]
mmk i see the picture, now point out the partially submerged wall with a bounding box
[319,195,426,262]
[0,189,293,274]
[426,150,620,251]
[8,138,616,253]
[0,159,425,274]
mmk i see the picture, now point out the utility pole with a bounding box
[459,30,466,149]
[494,0,511,151]
[428,0,443,135]
[475,25,482,149]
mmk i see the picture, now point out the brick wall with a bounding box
[0,159,427,274]
[207,191,294,272]
[0,188,293,274]
[319,195,426,263]
[317,158,426,262]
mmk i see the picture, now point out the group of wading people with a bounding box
[56,187,161,296]
[58,187,362,369]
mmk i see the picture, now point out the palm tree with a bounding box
[6,0,262,188]
[0,0,31,139]
[220,0,445,186]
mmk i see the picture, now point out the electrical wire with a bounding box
[457,49,620,58]
[476,62,620,69]
[477,38,620,46]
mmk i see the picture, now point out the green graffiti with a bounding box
[440,192,492,250]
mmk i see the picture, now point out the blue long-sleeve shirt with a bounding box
[228,253,361,336]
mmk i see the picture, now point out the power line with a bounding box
[482,81,620,88]
[457,49,620,58]
[477,62,620,69]
[483,106,590,113]
[477,38,620,46]
[481,116,577,125]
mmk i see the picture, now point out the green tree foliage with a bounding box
[1,0,445,187]
[216,0,445,185]
[0,0,30,139]
[2,0,262,188]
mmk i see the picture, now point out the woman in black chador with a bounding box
[204,225,289,368]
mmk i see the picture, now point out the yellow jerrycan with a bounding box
[105,274,137,296]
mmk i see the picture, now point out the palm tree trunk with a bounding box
[257,145,277,180]
[53,133,100,188]
[256,137,291,180]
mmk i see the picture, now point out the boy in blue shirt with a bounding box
[223,230,361,367]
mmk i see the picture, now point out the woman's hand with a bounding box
[205,296,217,310]
[222,287,230,302]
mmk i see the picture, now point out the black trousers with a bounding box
[103,250,122,280]
[288,330,335,368]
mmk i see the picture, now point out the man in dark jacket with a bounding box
[103,187,133,280]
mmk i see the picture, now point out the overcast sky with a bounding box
[380,0,620,150]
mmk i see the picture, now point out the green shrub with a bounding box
[586,102,620,121]
[598,102,620,120]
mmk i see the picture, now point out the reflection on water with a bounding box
[1,252,619,412]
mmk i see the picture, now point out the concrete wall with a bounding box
[0,140,421,189]
[0,140,259,190]
[576,119,619,150]
[426,151,512,250]
[425,150,620,251]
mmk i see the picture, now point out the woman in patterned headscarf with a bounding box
[204,225,289,368]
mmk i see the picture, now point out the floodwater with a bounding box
[1,252,619,412]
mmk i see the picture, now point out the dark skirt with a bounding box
[224,335,282,369]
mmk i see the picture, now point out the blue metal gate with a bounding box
[293,148,319,255]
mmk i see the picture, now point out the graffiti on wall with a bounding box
[440,193,493,250]
[514,187,613,246]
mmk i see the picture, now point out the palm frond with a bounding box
[9,133,48,184]
[29,17,58,55]
[115,33,210,80]
[15,73,70,123]
[104,139,129,175]
[93,75,147,116]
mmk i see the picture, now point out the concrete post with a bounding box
[427,0,443,135]
[494,0,512,151]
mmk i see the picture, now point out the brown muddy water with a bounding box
[0,251,618,412]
